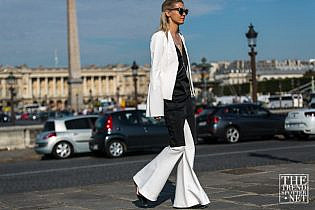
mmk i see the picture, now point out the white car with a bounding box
[285,109,315,139]
[35,115,98,159]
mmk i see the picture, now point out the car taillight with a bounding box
[213,116,220,124]
[44,132,56,139]
[207,115,220,124]
[104,115,113,131]
[305,112,315,117]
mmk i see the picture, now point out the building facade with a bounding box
[215,59,315,85]
[0,64,150,110]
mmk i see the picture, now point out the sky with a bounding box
[0,0,314,67]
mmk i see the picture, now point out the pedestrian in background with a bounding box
[133,0,210,208]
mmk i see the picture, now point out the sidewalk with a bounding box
[0,148,40,163]
[0,162,314,210]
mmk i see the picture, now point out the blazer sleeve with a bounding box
[145,32,165,117]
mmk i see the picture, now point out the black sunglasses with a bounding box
[170,7,189,16]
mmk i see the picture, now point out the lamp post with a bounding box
[246,23,258,103]
[89,89,93,108]
[131,61,139,109]
[116,86,120,110]
[6,72,16,125]
[199,57,211,105]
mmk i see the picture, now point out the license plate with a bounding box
[198,121,207,126]
[288,123,300,127]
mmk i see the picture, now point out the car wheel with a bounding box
[294,132,309,140]
[52,141,73,159]
[225,126,240,143]
[105,140,125,158]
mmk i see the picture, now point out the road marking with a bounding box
[1,144,315,177]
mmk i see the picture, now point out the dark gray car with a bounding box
[196,103,287,143]
[89,109,170,158]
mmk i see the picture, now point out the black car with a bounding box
[196,103,287,143]
[89,109,170,158]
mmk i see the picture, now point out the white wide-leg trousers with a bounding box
[133,120,210,208]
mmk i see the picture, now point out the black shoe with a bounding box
[173,203,209,209]
[192,204,209,209]
[137,193,149,208]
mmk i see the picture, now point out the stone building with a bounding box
[215,59,314,85]
[0,64,150,110]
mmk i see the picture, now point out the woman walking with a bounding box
[133,0,210,208]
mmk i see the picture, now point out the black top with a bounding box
[171,42,191,102]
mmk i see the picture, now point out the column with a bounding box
[1,79,5,98]
[53,77,56,98]
[28,76,32,99]
[45,77,48,96]
[91,76,95,96]
[37,77,40,98]
[98,76,102,96]
[83,76,87,97]
[106,76,109,96]
[61,77,65,97]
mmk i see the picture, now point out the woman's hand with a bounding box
[154,116,162,121]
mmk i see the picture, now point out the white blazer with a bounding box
[146,30,196,117]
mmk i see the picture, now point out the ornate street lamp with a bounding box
[246,23,258,103]
[131,61,139,109]
[6,72,17,125]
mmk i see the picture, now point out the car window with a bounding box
[118,112,139,125]
[139,111,165,125]
[65,118,91,129]
[240,106,252,116]
[200,108,215,116]
[89,117,98,128]
[95,116,106,130]
[222,106,240,116]
[255,107,269,117]
[43,121,55,131]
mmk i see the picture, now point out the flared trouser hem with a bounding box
[133,120,210,207]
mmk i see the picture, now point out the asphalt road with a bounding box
[1,138,315,195]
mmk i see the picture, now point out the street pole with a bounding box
[6,72,16,125]
[246,24,258,103]
[131,61,139,110]
[249,47,257,103]
[10,87,15,125]
[134,76,138,110]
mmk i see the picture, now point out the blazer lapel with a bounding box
[179,33,196,96]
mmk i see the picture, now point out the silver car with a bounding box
[35,115,98,159]
[285,109,315,139]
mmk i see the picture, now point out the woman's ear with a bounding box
[165,11,171,18]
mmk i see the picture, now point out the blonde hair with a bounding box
[158,0,184,35]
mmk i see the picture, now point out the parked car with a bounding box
[89,109,169,158]
[34,115,98,159]
[285,109,315,139]
[196,103,287,143]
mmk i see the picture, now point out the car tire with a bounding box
[105,140,125,158]
[225,126,240,143]
[52,141,73,159]
[294,132,309,140]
